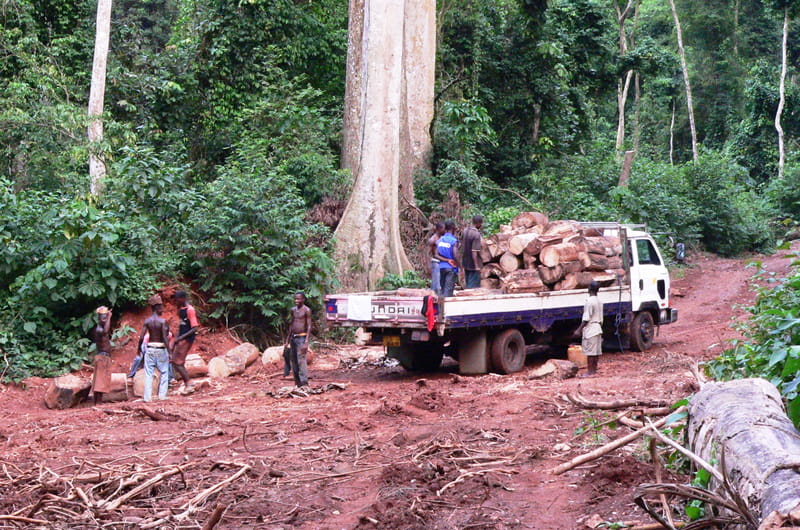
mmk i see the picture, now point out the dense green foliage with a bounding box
[1,0,799,379]
[707,257,800,425]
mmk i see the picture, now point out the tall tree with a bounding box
[335,0,436,291]
[614,0,637,159]
[667,0,698,161]
[87,0,112,195]
[776,2,788,179]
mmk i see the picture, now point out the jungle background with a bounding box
[1,0,799,381]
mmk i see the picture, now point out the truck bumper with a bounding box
[659,308,678,325]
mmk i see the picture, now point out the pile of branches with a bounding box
[0,457,250,528]
[479,212,626,294]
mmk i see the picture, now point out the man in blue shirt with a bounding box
[436,220,460,297]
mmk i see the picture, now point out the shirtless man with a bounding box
[91,306,113,405]
[171,290,198,394]
[285,292,312,387]
[137,294,172,402]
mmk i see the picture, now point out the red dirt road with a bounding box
[0,244,796,529]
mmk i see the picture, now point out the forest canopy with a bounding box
[0,0,798,379]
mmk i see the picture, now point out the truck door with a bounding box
[629,237,670,312]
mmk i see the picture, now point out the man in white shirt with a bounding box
[576,281,603,377]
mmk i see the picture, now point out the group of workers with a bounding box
[428,215,484,297]
[89,290,313,404]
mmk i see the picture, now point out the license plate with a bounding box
[382,335,401,347]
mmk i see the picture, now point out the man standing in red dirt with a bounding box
[91,306,113,405]
[172,290,199,395]
[138,295,172,402]
[285,292,312,388]
[576,281,603,377]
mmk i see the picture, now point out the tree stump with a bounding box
[44,375,91,409]
[688,378,800,522]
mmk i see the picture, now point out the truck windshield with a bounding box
[635,239,661,265]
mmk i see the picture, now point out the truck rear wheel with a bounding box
[398,346,444,372]
[490,329,526,374]
[631,311,655,351]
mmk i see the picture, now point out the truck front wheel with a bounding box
[490,329,526,374]
[630,311,655,351]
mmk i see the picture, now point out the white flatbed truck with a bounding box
[324,223,678,374]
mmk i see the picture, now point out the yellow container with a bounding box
[567,344,587,368]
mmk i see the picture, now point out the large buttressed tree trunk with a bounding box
[88,0,112,196]
[336,0,436,291]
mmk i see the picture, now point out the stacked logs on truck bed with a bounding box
[479,212,626,294]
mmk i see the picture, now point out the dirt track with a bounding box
[0,245,797,529]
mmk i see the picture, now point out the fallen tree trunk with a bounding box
[687,378,800,522]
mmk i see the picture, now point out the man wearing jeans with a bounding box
[428,222,445,295]
[436,220,460,297]
[137,294,171,401]
[285,292,312,387]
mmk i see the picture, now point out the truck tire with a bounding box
[631,311,655,352]
[398,346,444,372]
[490,329,526,374]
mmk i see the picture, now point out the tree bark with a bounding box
[88,0,112,196]
[669,99,676,165]
[668,0,698,162]
[336,0,435,291]
[613,0,636,159]
[687,378,800,522]
[776,5,788,180]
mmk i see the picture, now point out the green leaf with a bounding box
[23,322,37,334]
[43,278,58,289]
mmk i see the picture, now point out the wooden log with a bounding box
[581,236,613,255]
[480,263,503,279]
[577,251,592,268]
[585,254,623,271]
[511,211,548,229]
[522,252,538,270]
[502,269,545,294]
[261,346,284,367]
[44,375,92,409]
[524,236,543,256]
[554,273,578,291]
[480,278,501,290]
[102,373,130,403]
[479,243,494,264]
[688,378,800,523]
[537,234,565,249]
[543,220,580,238]
[185,354,208,378]
[132,369,162,398]
[582,227,602,237]
[207,357,231,378]
[561,260,584,275]
[498,251,521,274]
[397,287,434,297]
[508,232,539,256]
[539,243,580,267]
[538,264,564,285]
[487,234,510,259]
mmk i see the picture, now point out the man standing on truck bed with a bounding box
[436,220,460,297]
[428,221,445,295]
[461,215,483,289]
[576,281,603,377]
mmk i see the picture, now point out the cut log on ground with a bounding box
[687,378,800,523]
[133,368,162,398]
[185,354,208,378]
[44,375,92,409]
